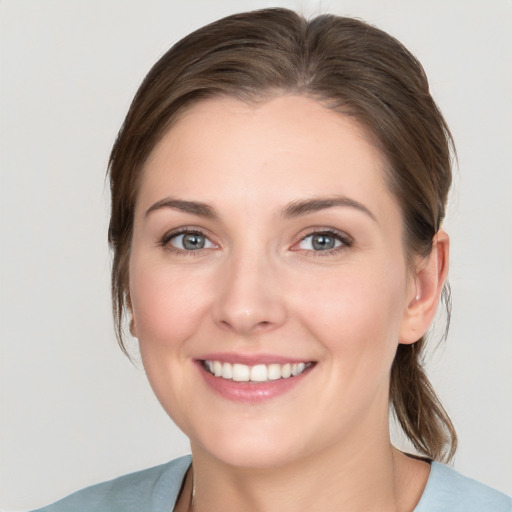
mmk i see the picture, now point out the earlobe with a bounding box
[129,316,137,338]
[126,291,138,338]
[399,230,449,344]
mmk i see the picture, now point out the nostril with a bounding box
[217,317,277,335]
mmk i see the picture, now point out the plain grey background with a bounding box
[1,0,511,510]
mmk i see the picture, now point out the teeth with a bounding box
[292,362,306,376]
[232,363,250,382]
[250,364,267,382]
[281,363,291,379]
[267,364,282,380]
[221,362,233,379]
[203,360,311,382]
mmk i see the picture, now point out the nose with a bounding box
[212,251,287,336]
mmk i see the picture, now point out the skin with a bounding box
[129,95,449,512]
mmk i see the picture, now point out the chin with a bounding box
[190,423,312,470]
[204,443,303,470]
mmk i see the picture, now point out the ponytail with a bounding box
[390,338,457,462]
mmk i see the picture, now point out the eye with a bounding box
[299,233,341,251]
[295,230,351,253]
[164,230,216,251]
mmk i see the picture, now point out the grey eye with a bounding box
[299,233,342,251]
[312,234,337,250]
[171,233,211,250]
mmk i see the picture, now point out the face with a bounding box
[129,95,417,469]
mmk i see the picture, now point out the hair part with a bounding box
[108,8,457,462]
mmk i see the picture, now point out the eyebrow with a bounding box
[145,195,376,222]
[281,196,377,222]
[145,198,217,219]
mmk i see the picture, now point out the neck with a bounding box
[184,425,429,512]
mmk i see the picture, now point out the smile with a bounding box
[202,360,313,382]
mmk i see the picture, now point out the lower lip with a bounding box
[196,362,314,403]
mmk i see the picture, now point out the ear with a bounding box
[129,316,138,338]
[399,229,449,344]
[126,292,138,338]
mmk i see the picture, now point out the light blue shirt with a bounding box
[32,455,512,511]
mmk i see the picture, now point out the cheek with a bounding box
[129,257,211,348]
[127,257,213,429]
[294,261,408,357]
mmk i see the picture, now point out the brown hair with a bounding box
[108,8,456,462]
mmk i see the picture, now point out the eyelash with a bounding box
[294,228,353,257]
[158,227,353,256]
[158,227,216,256]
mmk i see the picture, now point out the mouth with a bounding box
[200,359,314,383]
[196,353,317,402]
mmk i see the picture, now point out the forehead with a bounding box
[137,95,395,218]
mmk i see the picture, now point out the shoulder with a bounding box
[31,455,192,512]
[415,461,512,512]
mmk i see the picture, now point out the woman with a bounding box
[33,8,511,512]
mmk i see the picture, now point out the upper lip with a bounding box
[196,352,314,366]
